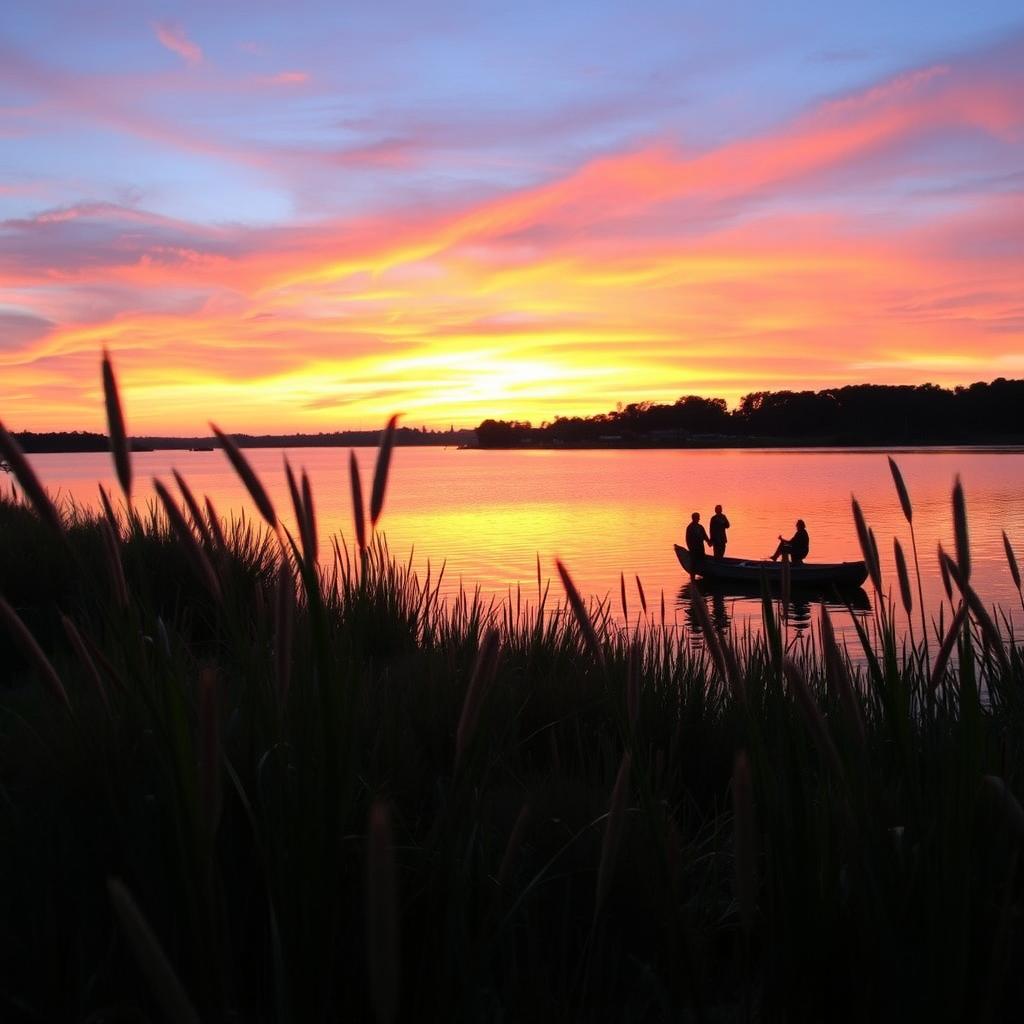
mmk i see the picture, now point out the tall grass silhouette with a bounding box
[1,353,1023,1020]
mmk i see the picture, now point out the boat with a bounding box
[674,544,868,588]
[679,578,871,611]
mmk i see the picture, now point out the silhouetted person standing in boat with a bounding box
[685,512,710,571]
[771,519,809,564]
[709,504,730,559]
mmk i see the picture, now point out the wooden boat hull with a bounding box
[674,544,868,588]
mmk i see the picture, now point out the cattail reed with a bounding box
[204,496,227,553]
[938,542,953,602]
[594,751,632,922]
[889,458,929,659]
[455,628,501,770]
[0,422,64,536]
[556,559,605,669]
[172,470,212,548]
[349,451,367,553]
[153,480,222,601]
[0,595,71,709]
[732,751,757,935]
[635,574,648,615]
[690,588,744,704]
[888,456,913,524]
[98,483,119,536]
[198,666,221,846]
[61,615,110,715]
[1002,531,1021,592]
[851,497,881,592]
[893,538,913,617]
[101,348,132,500]
[619,571,628,622]
[275,565,294,704]
[100,517,129,610]
[301,469,318,564]
[496,802,532,887]
[820,607,864,746]
[783,658,844,779]
[107,879,200,1024]
[365,800,400,1024]
[284,459,317,565]
[929,601,967,691]
[952,475,970,582]
[210,424,277,529]
[370,414,399,528]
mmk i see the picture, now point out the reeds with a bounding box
[0,594,71,709]
[107,879,200,1024]
[365,800,400,1024]
[2,394,1024,1021]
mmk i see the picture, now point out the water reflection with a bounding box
[678,579,871,641]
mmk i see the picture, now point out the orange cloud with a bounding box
[2,39,1022,433]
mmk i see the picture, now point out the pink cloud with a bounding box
[262,71,310,86]
[153,22,203,66]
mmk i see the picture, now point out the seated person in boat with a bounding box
[709,504,730,559]
[685,512,711,569]
[771,519,809,564]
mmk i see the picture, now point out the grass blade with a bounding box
[107,879,200,1024]
[0,422,64,536]
[0,595,71,710]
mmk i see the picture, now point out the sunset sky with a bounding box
[2,1,1023,433]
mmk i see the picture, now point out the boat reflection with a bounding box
[678,579,871,640]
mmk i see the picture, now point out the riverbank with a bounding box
[2,429,1024,1019]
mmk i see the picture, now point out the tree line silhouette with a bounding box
[476,378,1024,447]
[10,426,476,454]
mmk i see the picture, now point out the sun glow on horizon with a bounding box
[1,4,1022,433]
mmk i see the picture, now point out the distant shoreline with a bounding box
[12,436,1024,455]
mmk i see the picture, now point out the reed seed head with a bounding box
[952,475,971,583]
[635,574,648,615]
[349,450,367,552]
[1002,531,1020,591]
[154,479,222,602]
[210,424,277,529]
[370,414,399,528]
[851,496,881,592]
[893,537,912,616]
[556,559,605,669]
[887,456,913,524]
[101,348,132,500]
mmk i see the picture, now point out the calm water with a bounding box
[18,446,1024,644]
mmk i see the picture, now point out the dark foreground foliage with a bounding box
[2,420,1024,1023]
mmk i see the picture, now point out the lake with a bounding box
[16,446,1024,646]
